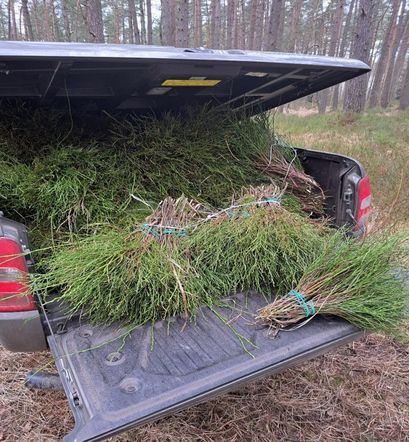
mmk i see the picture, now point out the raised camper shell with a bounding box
[0,42,371,442]
[0,41,369,113]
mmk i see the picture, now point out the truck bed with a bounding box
[48,293,361,442]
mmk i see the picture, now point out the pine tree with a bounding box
[344,0,376,112]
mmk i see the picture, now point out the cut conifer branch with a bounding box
[256,232,409,338]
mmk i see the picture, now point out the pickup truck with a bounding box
[0,42,372,442]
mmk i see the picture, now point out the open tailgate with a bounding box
[0,41,369,114]
[47,293,361,442]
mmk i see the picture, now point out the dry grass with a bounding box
[275,109,409,226]
[1,332,408,441]
[1,110,409,441]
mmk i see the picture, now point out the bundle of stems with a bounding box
[142,196,210,242]
[256,232,408,338]
[257,146,325,216]
[186,185,327,298]
[34,196,208,325]
[33,187,327,326]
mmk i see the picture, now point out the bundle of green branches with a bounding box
[33,196,208,325]
[33,185,328,326]
[0,152,37,219]
[186,184,327,299]
[256,232,408,338]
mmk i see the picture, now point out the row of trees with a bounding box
[0,0,408,112]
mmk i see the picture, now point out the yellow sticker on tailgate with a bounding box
[161,79,221,87]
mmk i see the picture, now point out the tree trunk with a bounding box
[233,0,239,47]
[319,0,345,113]
[8,0,18,40]
[140,0,146,44]
[112,4,121,43]
[399,60,409,109]
[380,1,407,108]
[253,0,265,50]
[42,0,52,40]
[368,1,386,66]
[175,0,189,46]
[52,0,61,40]
[209,0,221,48]
[248,0,258,49]
[261,0,270,50]
[146,0,153,44]
[21,0,34,40]
[239,0,246,48]
[390,11,409,100]
[192,0,202,47]
[84,0,105,42]
[161,0,170,45]
[287,0,302,52]
[316,0,326,54]
[332,0,357,109]
[344,0,376,113]
[368,0,401,107]
[128,0,141,44]
[225,0,235,48]
[60,0,71,41]
[265,0,283,51]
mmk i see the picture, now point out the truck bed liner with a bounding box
[48,293,361,442]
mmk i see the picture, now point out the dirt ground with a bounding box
[1,331,408,442]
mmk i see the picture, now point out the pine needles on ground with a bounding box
[256,232,409,338]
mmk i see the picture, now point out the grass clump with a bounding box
[0,153,37,220]
[186,193,327,299]
[257,231,409,338]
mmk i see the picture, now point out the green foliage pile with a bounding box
[33,195,328,327]
[0,106,324,240]
[1,105,406,338]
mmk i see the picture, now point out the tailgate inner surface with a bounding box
[48,293,360,442]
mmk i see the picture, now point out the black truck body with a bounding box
[0,42,371,442]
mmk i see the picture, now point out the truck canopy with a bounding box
[0,41,369,114]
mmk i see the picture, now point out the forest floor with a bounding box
[1,109,409,442]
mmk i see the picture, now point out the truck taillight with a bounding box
[355,176,372,231]
[0,237,36,312]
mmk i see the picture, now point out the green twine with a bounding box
[142,224,188,238]
[288,289,316,317]
[263,197,281,204]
